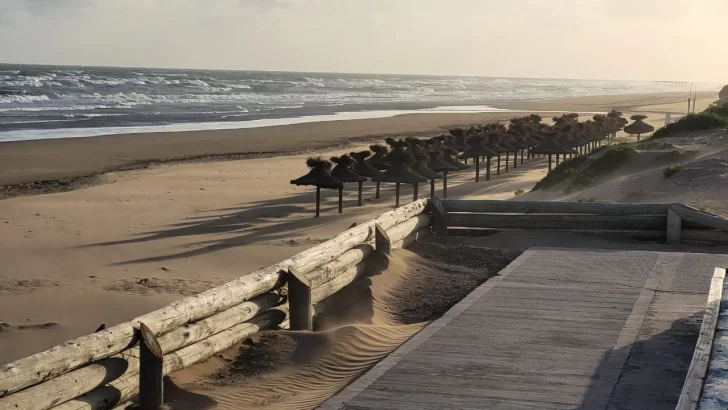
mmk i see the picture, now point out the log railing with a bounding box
[0,199,431,410]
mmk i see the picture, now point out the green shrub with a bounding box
[651,112,728,139]
[514,188,525,196]
[663,164,682,179]
[531,154,590,191]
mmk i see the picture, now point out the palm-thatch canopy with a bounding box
[371,141,427,184]
[349,151,382,178]
[290,157,343,190]
[448,128,470,151]
[442,147,470,170]
[631,114,648,121]
[330,155,367,183]
[459,135,496,159]
[367,144,390,170]
[624,120,655,135]
[428,150,458,173]
[531,134,578,155]
[411,151,442,180]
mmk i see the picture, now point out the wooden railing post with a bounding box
[667,207,682,244]
[288,267,313,331]
[374,223,391,256]
[139,323,164,410]
[429,197,448,236]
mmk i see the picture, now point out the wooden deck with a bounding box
[319,248,728,410]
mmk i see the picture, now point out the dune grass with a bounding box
[663,164,683,179]
[650,109,728,140]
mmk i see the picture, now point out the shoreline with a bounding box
[0,91,716,196]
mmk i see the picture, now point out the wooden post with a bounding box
[374,223,391,256]
[496,154,501,175]
[413,183,418,202]
[556,153,560,166]
[139,323,164,410]
[338,188,343,214]
[287,267,312,331]
[357,181,363,207]
[430,179,435,198]
[395,183,400,208]
[475,156,480,182]
[667,207,683,244]
[443,172,448,199]
[505,152,510,172]
[486,156,491,181]
[315,186,321,218]
[514,151,518,168]
[548,154,552,171]
[429,196,448,236]
[375,181,380,199]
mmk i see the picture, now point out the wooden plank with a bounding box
[441,199,669,215]
[676,267,726,410]
[0,199,427,398]
[447,213,666,231]
[428,197,448,236]
[287,267,312,331]
[671,204,728,232]
[667,208,683,244]
[138,323,163,410]
[375,223,391,256]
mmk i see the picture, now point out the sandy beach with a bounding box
[0,90,725,408]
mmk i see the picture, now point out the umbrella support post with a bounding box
[338,188,343,214]
[497,155,501,175]
[357,181,363,207]
[464,158,468,165]
[486,157,491,181]
[443,172,448,198]
[548,154,552,171]
[430,179,435,198]
[514,151,518,168]
[521,149,525,164]
[395,183,400,208]
[413,183,418,202]
[375,182,380,199]
[556,154,560,167]
[475,157,480,182]
[315,186,321,218]
[505,152,510,172]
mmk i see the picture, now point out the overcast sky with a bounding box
[0,0,726,81]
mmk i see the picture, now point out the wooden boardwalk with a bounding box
[319,248,728,410]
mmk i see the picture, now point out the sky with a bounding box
[0,0,726,82]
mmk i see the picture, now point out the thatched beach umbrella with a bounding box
[367,144,390,199]
[372,139,427,207]
[460,135,496,182]
[350,150,382,206]
[531,134,577,171]
[485,133,508,175]
[411,151,443,199]
[427,150,458,198]
[290,158,343,217]
[330,155,367,213]
[624,115,654,141]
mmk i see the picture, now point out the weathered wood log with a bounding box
[0,199,427,397]
[311,263,367,304]
[304,245,373,289]
[428,197,448,236]
[670,204,728,232]
[52,309,287,410]
[441,200,669,215]
[0,294,281,410]
[138,324,163,410]
[287,267,313,331]
[447,213,666,231]
[392,228,430,250]
[676,268,726,410]
[385,214,431,245]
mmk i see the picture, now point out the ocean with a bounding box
[0,64,698,142]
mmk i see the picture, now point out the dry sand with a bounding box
[0,90,724,408]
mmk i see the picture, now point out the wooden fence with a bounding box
[3,197,728,410]
[0,199,431,410]
[436,199,728,244]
